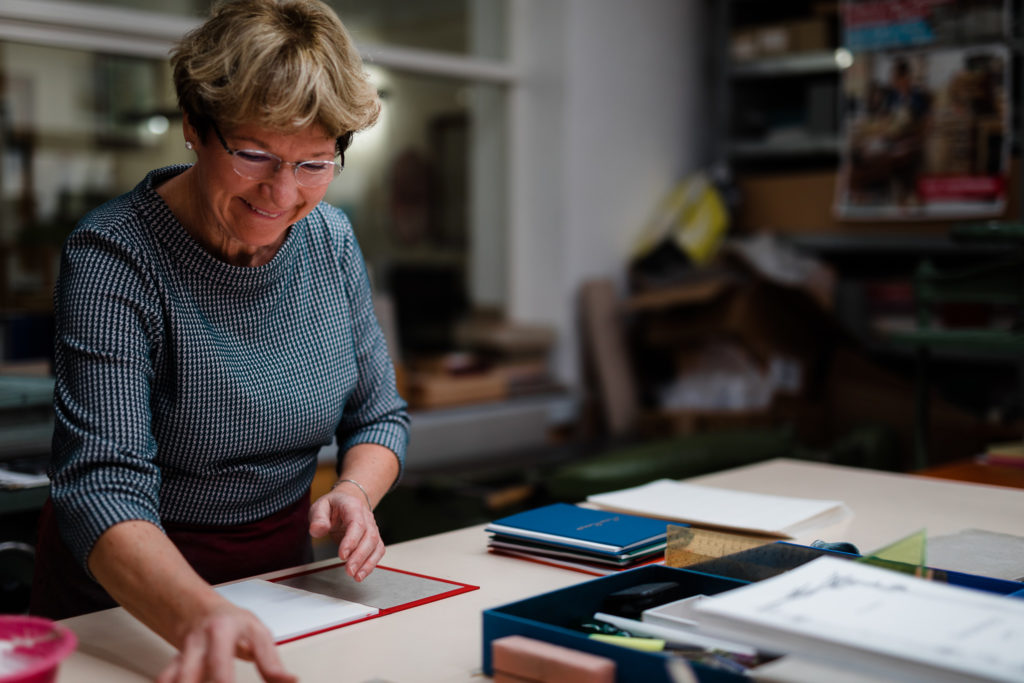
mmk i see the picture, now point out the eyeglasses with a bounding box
[211,123,341,188]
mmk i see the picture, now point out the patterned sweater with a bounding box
[49,165,409,568]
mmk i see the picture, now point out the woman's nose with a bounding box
[263,165,300,206]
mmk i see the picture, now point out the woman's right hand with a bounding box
[89,521,296,683]
[156,601,296,683]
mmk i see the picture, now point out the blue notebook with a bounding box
[485,503,673,555]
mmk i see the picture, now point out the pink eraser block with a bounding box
[492,635,616,683]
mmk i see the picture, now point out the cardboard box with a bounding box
[632,278,838,382]
[730,29,758,62]
[407,370,507,409]
[735,171,843,234]
[755,24,790,56]
[731,165,1023,234]
[748,18,831,58]
[787,18,831,52]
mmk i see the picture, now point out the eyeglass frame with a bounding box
[210,122,344,187]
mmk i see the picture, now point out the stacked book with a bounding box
[981,441,1024,468]
[485,503,673,576]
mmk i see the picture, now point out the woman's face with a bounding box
[188,118,336,259]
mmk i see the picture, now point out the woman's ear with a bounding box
[181,111,198,148]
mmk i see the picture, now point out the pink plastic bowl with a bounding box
[0,616,77,683]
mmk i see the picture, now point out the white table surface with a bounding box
[55,458,1024,682]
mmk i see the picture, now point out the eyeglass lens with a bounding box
[232,150,338,187]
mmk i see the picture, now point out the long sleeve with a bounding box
[333,225,409,483]
[50,200,165,567]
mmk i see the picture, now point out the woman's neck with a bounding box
[155,169,285,267]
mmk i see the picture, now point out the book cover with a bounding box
[484,503,672,554]
[216,562,478,644]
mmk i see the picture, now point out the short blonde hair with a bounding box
[171,0,379,151]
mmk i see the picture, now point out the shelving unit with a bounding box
[709,1,1024,465]
[729,135,841,160]
[709,1,842,171]
[729,50,842,161]
[729,50,840,77]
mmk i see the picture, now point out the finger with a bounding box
[343,544,371,580]
[358,538,387,580]
[341,523,383,581]
[336,515,367,562]
[175,632,208,683]
[246,623,296,683]
[307,499,332,538]
[156,654,181,683]
[205,619,241,683]
[368,537,386,568]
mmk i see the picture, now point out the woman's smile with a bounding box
[241,197,288,220]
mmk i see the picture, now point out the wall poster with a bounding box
[835,0,1011,220]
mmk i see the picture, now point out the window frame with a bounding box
[0,0,518,312]
[0,0,517,81]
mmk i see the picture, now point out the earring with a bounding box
[185,141,194,150]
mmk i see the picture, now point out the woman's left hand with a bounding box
[308,483,385,582]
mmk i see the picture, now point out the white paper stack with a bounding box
[694,556,1024,683]
[587,479,851,537]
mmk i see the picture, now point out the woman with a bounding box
[30,1,409,681]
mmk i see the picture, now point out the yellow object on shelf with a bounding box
[631,171,729,267]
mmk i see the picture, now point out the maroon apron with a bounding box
[29,495,313,620]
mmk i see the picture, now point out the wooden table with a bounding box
[57,458,1024,682]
